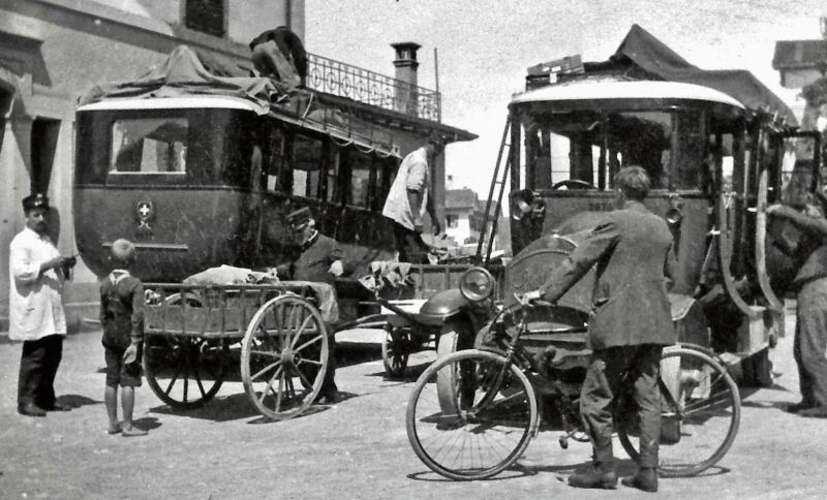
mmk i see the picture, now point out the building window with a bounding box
[446,214,459,228]
[185,0,225,37]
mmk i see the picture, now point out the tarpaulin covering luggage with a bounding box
[608,24,797,125]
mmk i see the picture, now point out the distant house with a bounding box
[772,38,827,183]
[772,39,827,128]
[443,187,501,252]
[773,40,825,90]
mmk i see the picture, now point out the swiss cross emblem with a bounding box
[136,199,154,230]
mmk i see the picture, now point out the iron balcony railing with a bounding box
[306,53,441,122]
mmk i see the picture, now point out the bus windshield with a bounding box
[76,108,256,186]
[518,107,707,192]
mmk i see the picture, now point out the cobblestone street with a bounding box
[1,302,825,499]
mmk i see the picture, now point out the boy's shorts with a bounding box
[104,345,143,388]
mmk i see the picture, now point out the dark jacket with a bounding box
[539,200,676,350]
[100,270,145,349]
[768,204,827,289]
[280,232,343,286]
[249,26,307,80]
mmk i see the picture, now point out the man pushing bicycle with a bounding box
[522,166,677,492]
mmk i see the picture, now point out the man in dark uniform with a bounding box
[523,166,676,492]
[279,207,344,404]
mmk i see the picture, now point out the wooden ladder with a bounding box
[475,117,513,266]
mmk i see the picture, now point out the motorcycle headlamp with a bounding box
[459,267,495,303]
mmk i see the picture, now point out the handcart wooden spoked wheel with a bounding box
[143,292,228,410]
[240,294,329,420]
[143,334,229,410]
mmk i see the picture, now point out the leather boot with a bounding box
[18,403,47,417]
[568,462,617,489]
[622,467,658,492]
[783,401,813,414]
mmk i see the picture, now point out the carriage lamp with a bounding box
[459,266,495,302]
[665,193,684,225]
[510,189,545,221]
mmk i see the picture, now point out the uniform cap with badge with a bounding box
[22,193,50,212]
[286,206,313,230]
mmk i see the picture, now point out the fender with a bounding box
[419,289,467,320]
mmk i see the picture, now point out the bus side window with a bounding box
[373,156,393,211]
[293,133,323,199]
[250,144,264,190]
[264,126,287,192]
[381,157,397,204]
[348,149,372,208]
[673,110,704,190]
[325,142,340,203]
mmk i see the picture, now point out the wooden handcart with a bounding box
[142,281,340,420]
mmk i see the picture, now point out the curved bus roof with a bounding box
[510,79,745,110]
[77,95,402,158]
[76,95,259,112]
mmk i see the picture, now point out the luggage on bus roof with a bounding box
[609,24,796,125]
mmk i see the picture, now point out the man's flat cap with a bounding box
[286,206,312,229]
[427,131,444,146]
[22,193,49,211]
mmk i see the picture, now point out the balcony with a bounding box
[306,53,442,122]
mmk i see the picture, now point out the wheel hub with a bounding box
[281,348,296,367]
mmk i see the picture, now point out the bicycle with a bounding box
[405,299,741,480]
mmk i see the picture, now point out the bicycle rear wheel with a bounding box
[617,346,740,477]
[406,349,539,480]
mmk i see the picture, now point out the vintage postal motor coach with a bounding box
[482,25,821,385]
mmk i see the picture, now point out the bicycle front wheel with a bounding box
[406,349,539,480]
[617,346,741,477]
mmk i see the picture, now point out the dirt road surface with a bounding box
[1,301,825,499]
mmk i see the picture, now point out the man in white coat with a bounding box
[9,193,76,417]
[382,132,443,263]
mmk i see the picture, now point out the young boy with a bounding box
[99,239,147,436]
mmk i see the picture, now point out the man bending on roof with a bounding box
[249,26,308,89]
